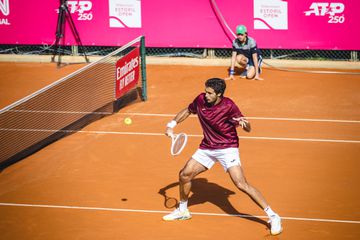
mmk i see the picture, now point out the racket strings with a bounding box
[171,133,187,155]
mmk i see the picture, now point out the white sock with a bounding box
[264,206,276,218]
[179,200,188,212]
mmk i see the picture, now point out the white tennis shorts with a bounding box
[192,148,241,172]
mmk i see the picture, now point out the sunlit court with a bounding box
[1,0,360,240]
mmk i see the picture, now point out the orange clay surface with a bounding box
[0,62,360,240]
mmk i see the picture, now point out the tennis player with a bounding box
[225,24,263,81]
[163,78,282,235]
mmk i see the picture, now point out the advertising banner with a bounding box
[115,47,140,99]
[0,0,359,50]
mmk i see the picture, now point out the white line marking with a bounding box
[3,111,359,123]
[116,112,360,124]
[1,128,359,143]
[0,202,359,224]
[247,117,360,124]
[238,136,360,144]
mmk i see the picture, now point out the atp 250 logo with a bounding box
[63,1,93,21]
[0,0,10,25]
[304,2,345,24]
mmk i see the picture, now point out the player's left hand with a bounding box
[233,117,251,132]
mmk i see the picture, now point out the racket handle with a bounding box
[168,132,175,139]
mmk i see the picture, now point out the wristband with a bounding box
[166,120,177,128]
[229,69,235,75]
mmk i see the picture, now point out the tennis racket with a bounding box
[169,133,188,156]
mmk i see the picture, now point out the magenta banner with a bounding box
[0,0,359,50]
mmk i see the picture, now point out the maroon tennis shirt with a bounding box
[188,93,244,150]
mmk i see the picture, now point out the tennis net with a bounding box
[0,36,147,169]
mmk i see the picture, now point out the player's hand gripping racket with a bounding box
[169,132,188,156]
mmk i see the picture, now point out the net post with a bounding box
[140,36,147,101]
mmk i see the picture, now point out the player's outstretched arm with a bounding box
[165,108,192,137]
[174,107,192,124]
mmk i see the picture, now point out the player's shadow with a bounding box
[158,178,268,227]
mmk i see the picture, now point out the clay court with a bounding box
[0,61,360,240]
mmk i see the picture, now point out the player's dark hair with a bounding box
[205,78,226,97]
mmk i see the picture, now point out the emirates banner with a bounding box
[115,47,140,99]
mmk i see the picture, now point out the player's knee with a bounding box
[236,55,248,67]
[235,181,250,193]
[247,72,255,79]
[179,169,192,183]
[240,59,248,66]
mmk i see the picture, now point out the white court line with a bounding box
[117,112,360,124]
[1,128,359,143]
[5,110,360,123]
[0,202,359,224]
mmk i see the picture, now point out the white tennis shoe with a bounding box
[163,208,192,221]
[269,214,283,235]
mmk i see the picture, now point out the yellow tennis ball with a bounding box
[124,117,132,125]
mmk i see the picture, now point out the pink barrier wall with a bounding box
[0,0,359,50]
